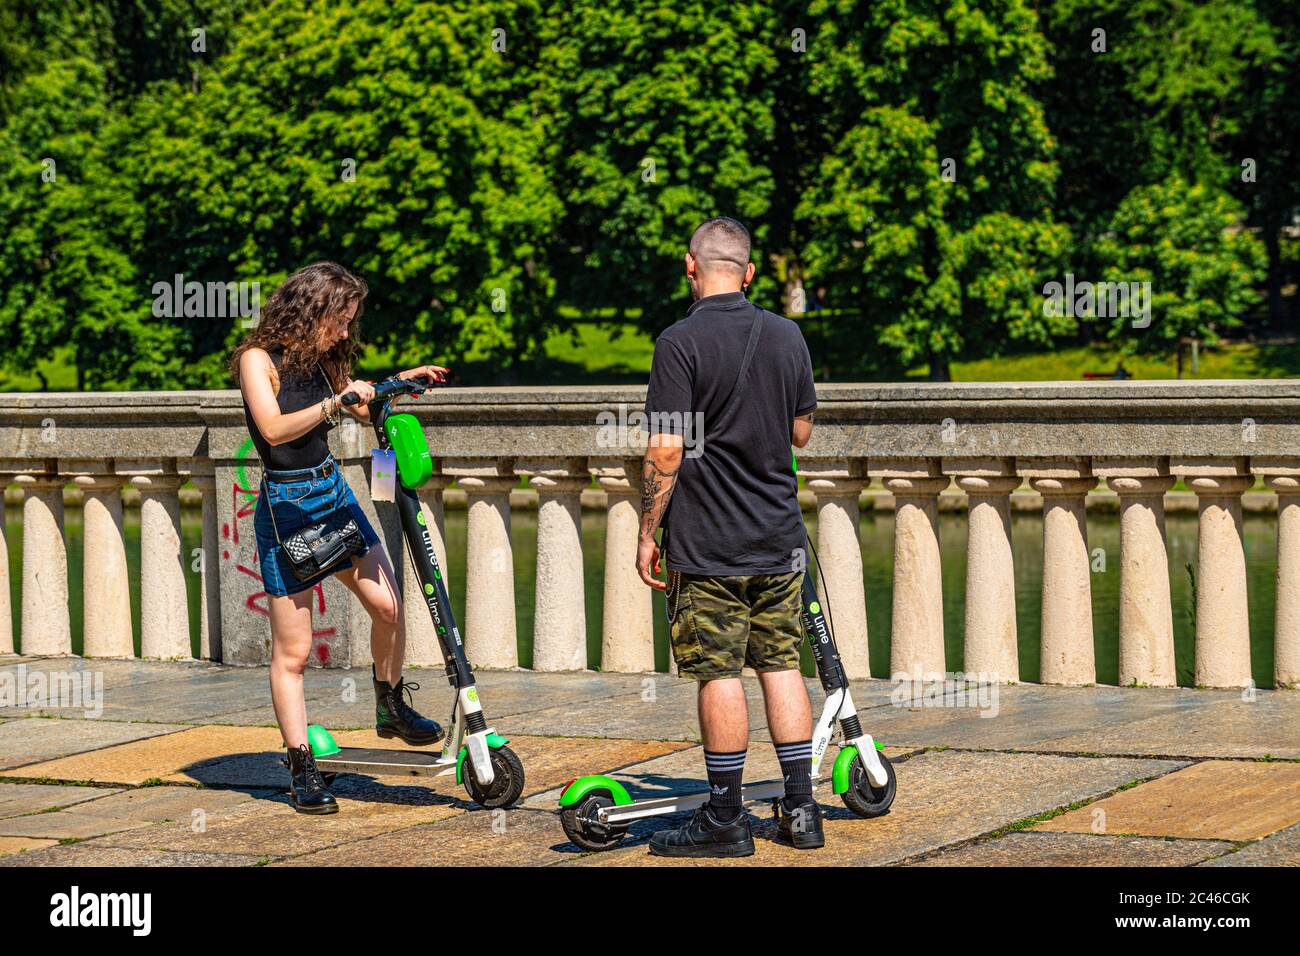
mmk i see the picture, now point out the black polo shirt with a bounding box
[643,291,817,576]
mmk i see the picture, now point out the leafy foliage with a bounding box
[0,0,1290,388]
[1093,178,1264,350]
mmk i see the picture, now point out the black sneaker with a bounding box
[773,797,824,849]
[648,805,755,858]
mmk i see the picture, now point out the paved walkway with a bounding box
[0,656,1296,866]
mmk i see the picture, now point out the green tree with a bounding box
[1229,0,1300,328]
[0,0,254,388]
[1042,0,1284,337]
[133,0,564,385]
[796,0,1069,379]
[538,0,782,335]
[1092,177,1264,355]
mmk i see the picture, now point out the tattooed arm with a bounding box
[635,433,684,591]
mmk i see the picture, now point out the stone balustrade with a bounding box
[0,381,1297,689]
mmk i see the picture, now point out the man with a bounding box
[637,216,819,857]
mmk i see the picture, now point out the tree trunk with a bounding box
[1263,213,1284,331]
[928,353,951,382]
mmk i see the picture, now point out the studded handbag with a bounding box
[262,478,367,581]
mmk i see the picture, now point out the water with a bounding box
[3,506,1280,687]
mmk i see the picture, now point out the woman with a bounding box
[231,261,448,814]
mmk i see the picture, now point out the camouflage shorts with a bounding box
[665,570,804,680]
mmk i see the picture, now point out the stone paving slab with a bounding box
[837,684,1263,756]
[0,657,222,690]
[1,659,249,722]
[59,669,291,724]
[907,831,1236,866]
[521,742,916,810]
[1197,822,1300,867]
[499,676,906,742]
[487,679,704,741]
[0,785,261,840]
[0,844,266,866]
[203,668,663,730]
[1034,760,1300,842]
[1035,694,1300,760]
[7,722,693,806]
[0,718,187,771]
[9,725,287,787]
[0,782,121,818]
[0,836,59,856]
[93,790,465,859]
[562,750,1186,866]
[274,806,564,867]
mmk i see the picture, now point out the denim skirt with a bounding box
[254,457,381,597]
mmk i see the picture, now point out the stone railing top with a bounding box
[1,380,1298,464]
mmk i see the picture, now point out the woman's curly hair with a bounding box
[229,262,367,392]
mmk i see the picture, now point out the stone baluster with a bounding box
[1094,459,1177,687]
[14,472,71,656]
[401,475,452,667]
[124,463,191,660]
[68,466,134,658]
[1025,460,1097,685]
[802,462,871,679]
[524,461,589,671]
[0,473,13,655]
[1173,459,1252,688]
[445,460,517,669]
[188,466,223,661]
[949,459,1020,683]
[592,458,655,673]
[1256,459,1300,688]
[874,459,948,680]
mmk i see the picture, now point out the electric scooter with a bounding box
[558,535,896,851]
[302,374,525,810]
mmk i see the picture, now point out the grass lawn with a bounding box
[936,340,1300,382]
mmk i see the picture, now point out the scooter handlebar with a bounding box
[340,374,443,406]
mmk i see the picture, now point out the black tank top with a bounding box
[243,349,335,471]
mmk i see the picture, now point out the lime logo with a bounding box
[809,601,821,614]
[467,688,478,702]
[416,512,426,526]
[434,569,441,580]
[424,583,433,595]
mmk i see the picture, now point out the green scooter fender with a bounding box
[455,732,510,784]
[832,740,886,795]
[558,774,633,808]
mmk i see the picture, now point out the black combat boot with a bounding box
[286,743,338,815]
[773,796,825,849]
[373,667,444,746]
[648,804,755,858]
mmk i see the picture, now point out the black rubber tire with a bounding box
[559,791,628,852]
[841,749,896,818]
[464,745,526,809]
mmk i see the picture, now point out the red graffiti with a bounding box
[224,481,337,645]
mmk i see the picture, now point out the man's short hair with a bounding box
[688,217,751,280]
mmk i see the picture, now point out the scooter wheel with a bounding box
[560,791,628,852]
[841,749,896,818]
[464,745,526,809]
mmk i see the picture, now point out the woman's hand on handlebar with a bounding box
[398,364,449,386]
[338,379,376,407]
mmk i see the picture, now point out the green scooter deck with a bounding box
[314,746,455,778]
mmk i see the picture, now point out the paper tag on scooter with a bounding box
[370,448,397,502]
